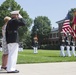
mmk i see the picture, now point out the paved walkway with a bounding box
[0,62,76,75]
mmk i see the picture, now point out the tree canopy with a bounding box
[0,0,32,40]
[31,16,51,45]
[0,0,33,48]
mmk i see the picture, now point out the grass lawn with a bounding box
[17,49,76,64]
[0,49,76,64]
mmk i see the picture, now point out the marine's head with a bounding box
[61,31,64,36]
[67,31,71,36]
[10,10,20,19]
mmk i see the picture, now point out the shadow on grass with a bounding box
[48,56,63,57]
[47,56,73,58]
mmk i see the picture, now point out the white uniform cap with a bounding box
[10,10,20,15]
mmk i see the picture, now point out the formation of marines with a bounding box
[60,32,76,57]
[60,9,76,57]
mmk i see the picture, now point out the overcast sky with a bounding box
[0,0,76,28]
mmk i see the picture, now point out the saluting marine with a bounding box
[60,31,66,57]
[6,10,26,73]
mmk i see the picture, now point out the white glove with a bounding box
[18,14,23,18]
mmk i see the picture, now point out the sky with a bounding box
[0,0,76,28]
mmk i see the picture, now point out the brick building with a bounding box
[50,20,64,49]
[41,19,64,49]
[49,28,59,45]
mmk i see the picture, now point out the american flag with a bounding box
[61,13,75,37]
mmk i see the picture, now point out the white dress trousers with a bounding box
[7,43,19,72]
[71,46,76,56]
[60,46,65,57]
[66,46,71,57]
[34,47,38,54]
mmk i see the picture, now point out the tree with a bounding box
[22,31,32,49]
[0,0,32,48]
[31,16,51,45]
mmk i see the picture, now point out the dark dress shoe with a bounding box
[1,67,7,70]
[7,70,19,73]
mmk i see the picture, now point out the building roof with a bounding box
[51,28,58,32]
[56,19,64,24]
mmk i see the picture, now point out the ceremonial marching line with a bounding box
[60,32,76,57]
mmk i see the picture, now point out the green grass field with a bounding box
[0,49,76,64]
